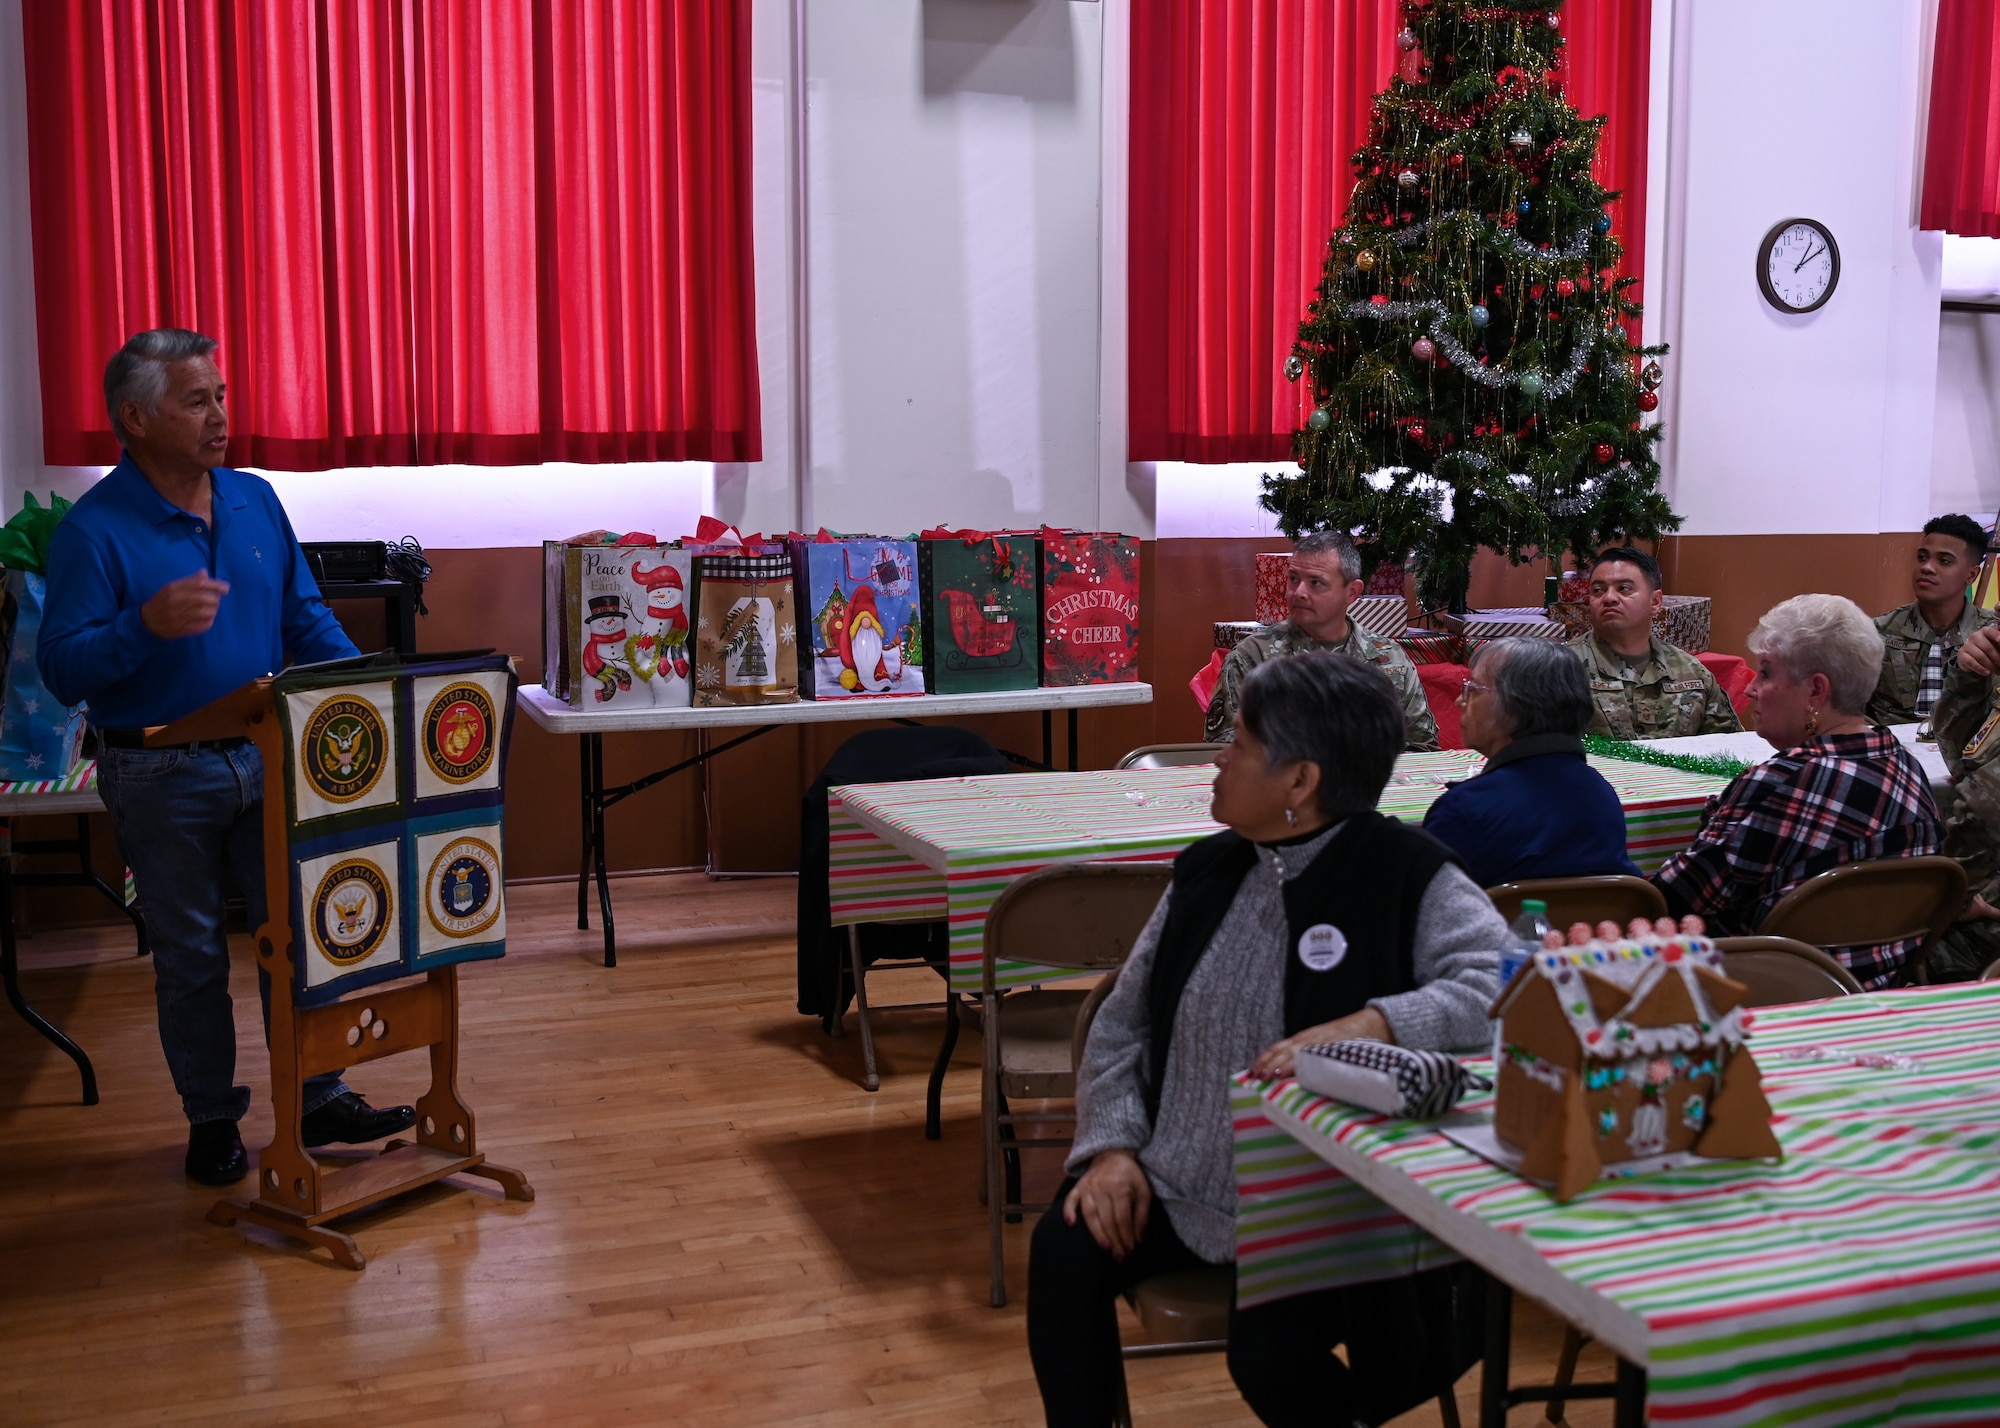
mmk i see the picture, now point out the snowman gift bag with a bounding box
[692,551,800,707]
[541,540,693,709]
[789,536,926,700]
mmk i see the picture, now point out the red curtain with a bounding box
[24,1,760,470]
[1129,0,1652,463]
[1922,0,2000,238]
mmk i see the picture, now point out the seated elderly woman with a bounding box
[1028,651,1503,1428]
[1423,637,1641,888]
[1652,593,1943,988]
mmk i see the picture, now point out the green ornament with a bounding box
[1307,407,1332,432]
[1518,371,1545,400]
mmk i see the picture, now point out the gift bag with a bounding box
[541,539,693,710]
[917,530,1040,694]
[693,551,799,706]
[1037,528,1140,686]
[790,535,925,699]
[0,570,85,779]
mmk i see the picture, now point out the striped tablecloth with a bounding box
[1235,983,2000,1427]
[0,759,99,799]
[829,752,1726,994]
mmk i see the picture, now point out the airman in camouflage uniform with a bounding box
[1865,517,1995,727]
[1923,625,2000,979]
[1566,629,1742,741]
[1869,601,1995,727]
[1204,618,1439,750]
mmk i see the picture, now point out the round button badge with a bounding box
[1297,923,1348,972]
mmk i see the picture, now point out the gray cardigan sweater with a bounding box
[1068,823,1505,1261]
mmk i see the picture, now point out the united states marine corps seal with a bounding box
[312,859,392,965]
[303,695,386,803]
[426,836,501,939]
[423,683,495,785]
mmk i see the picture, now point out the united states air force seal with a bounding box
[423,683,495,785]
[312,859,392,965]
[303,695,386,803]
[426,836,501,939]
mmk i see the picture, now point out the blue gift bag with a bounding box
[0,570,85,780]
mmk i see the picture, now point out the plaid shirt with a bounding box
[1652,729,1942,988]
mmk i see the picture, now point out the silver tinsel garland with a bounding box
[1381,211,1596,263]
[1341,298,1598,396]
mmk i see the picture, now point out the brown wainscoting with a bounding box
[1659,533,1921,661]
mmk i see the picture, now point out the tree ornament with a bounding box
[1518,371,1545,400]
[1448,152,1465,168]
[1370,294,1390,307]
[1408,421,1427,442]
[1595,214,1612,234]
[1555,278,1575,297]
[1285,354,1305,382]
[1593,442,1616,464]
[1411,336,1437,363]
[1637,390,1660,412]
[1398,169,1420,189]
[1509,129,1533,151]
[1519,199,1532,213]
[1469,304,1490,328]
[1397,27,1418,51]
[1356,249,1377,271]
[1546,11,1561,28]
[1308,407,1332,432]
[1641,360,1664,390]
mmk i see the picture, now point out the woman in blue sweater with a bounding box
[1423,638,1640,888]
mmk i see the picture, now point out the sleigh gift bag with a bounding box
[692,552,800,707]
[789,535,925,700]
[541,540,693,710]
[917,530,1040,694]
[1038,529,1140,686]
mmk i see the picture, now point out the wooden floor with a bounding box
[1,873,1622,1426]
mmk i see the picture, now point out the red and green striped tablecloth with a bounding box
[1234,983,2000,1427]
[829,753,1725,994]
[0,758,99,798]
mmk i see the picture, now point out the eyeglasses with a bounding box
[1459,678,1491,699]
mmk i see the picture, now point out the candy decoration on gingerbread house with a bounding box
[1490,917,1782,1202]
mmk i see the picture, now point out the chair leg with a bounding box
[1439,1389,1464,1428]
[848,926,878,1092]
[926,990,961,1141]
[998,1088,1023,1222]
[1546,1326,1587,1423]
[1113,1347,1135,1428]
[985,991,1007,1307]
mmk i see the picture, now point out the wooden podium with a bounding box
[159,652,532,1268]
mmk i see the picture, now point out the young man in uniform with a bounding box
[1566,546,1740,741]
[1866,514,1993,727]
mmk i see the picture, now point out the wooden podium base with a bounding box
[207,1141,534,1270]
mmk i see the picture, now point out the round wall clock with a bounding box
[1757,218,1840,314]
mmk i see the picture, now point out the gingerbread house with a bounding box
[1489,929,1781,1202]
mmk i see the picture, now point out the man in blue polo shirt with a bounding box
[39,328,414,1185]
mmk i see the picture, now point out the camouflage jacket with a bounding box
[1930,658,2000,905]
[1865,600,1995,727]
[1204,619,1440,751]
[1567,631,1742,741]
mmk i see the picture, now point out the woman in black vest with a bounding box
[1027,652,1505,1427]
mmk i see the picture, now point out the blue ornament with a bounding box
[1519,199,1532,214]
[1469,304,1490,328]
[1596,214,1612,233]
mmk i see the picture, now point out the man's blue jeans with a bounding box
[97,741,346,1125]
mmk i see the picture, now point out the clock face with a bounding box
[1758,219,1840,314]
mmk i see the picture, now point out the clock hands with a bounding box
[1794,242,1824,274]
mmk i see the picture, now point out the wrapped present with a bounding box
[1397,630,1464,667]
[1038,528,1140,686]
[789,535,925,700]
[1457,608,1566,641]
[1656,595,1712,654]
[542,539,693,709]
[692,551,800,706]
[0,569,84,779]
[1254,551,1291,624]
[1348,594,1409,637]
[1366,559,1408,597]
[917,530,1040,693]
[1215,620,1262,651]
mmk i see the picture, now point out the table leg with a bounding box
[1067,709,1079,772]
[848,926,878,1093]
[577,736,593,932]
[1041,710,1053,770]
[0,855,97,1105]
[1479,1277,1511,1428]
[393,584,418,656]
[1613,1358,1647,1428]
[925,991,960,1140]
[590,734,616,966]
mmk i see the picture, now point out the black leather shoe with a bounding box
[186,1119,249,1185]
[301,1091,417,1148]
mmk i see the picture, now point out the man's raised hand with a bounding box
[1958,625,2000,679]
[142,571,230,639]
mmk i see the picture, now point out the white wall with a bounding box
[1931,236,2000,515]
[1652,0,1943,537]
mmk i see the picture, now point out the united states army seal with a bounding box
[303,695,387,803]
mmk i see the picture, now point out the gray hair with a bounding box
[1747,594,1883,714]
[1239,650,1403,817]
[1291,530,1362,585]
[1472,638,1596,739]
[104,328,219,444]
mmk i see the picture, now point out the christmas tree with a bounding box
[1263,0,1675,610]
[734,611,770,681]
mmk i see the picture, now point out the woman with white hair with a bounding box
[1652,594,1942,987]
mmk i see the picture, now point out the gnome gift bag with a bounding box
[693,551,800,706]
[790,536,925,700]
[542,540,693,709]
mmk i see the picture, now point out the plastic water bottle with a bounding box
[1499,899,1550,991]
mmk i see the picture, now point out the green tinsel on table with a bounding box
[1582,733,1750,782]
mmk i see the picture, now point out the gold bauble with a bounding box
[1355,250,1377,272]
